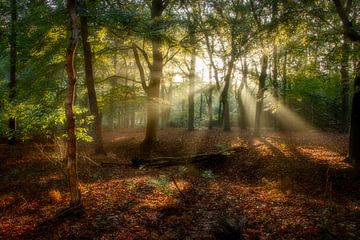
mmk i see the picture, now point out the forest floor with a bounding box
[0,128,359,240]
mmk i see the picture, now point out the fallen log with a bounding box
[131,147,244,168]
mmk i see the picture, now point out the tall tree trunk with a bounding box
[109,54,117,130]
[348,62,360,165]
[160,83,166,128]
[332,0,360,165]
[8,0,17,145]
[222,59,234,131]
[143,0,164,145]
[237,59,248,129]
[272,1,279,129]
[282,50,287,104]
[65,0,81,207]
[208,67,213,130]
[340,39,350,133]
[253,54,269,137]
[218,98,223,126]
[188,24,196,131]
[199,93,203,120]
[80,0,105,155]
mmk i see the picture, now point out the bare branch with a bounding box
[133,43,153,69]
[164,48,181,66]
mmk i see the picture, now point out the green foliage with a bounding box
[148,175,174,195]
[200,169,216,179]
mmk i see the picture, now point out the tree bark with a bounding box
[208,67,213,130]
[271,1,279,129]
[282,50,287,104]
[237,59,248,129]
[80,0,105,155]
[253,54,268,137]
[8,0,17,145]
[188,32,196,131]
[133,1,166,144]
[348,63,360,165]
[340,39,350,133]
[332,0,360,165]
[65,0,81,207]
[222,58,234,131]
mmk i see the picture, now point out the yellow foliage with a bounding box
[49,189,62,203]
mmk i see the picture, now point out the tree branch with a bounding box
[133,43,153,69]
[132,46,149,94]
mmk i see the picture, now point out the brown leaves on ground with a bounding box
[0,128,359,239]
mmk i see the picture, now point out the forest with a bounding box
[0,0,359,239]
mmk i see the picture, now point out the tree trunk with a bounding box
[80,0,105,155]
[188,47,196,131]
[332,0,360,165]
[188,26,196,131]
[340,39,350,133]
[222,59,234,131]
[237,59,248,129]
[218,98,223,127]
[160,83,166,128]
[348,63,360,165]
[199,93,203,120]
[143,0,164,145]
[109,54,117,130]
[282,50,287,104]
[253,54,268,137]
[208,67,213,130]
[65,0,81,207]
[8,0,17,145]
[272,1,279,129]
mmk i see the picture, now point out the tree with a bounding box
[340,39,350,133]
[235,58,248,129]
[194,0,252,131]
[253,53,268,137]
[8,0,17,145]
[80,0,105,155]
[332,0,360,165]
[188,21,196,131]
[65,0,81,207]
[133,0,170,145]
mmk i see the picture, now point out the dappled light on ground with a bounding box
[1,129,359,239]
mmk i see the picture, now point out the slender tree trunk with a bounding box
[8,0,17,145]
[130,77,136,128]
[272,43,279,129]
[253,54,269,137]
[340,40,350,133]
[80,0,105,154]
[65,0,81,207]
[348,62,360,165]
[238,59,248,129]
[188,44,196,131]
[218,98,223,126]
[110,54,117,130]
[272,1,279,129]
[208,67,213,130]
[282,50,287,104]
[222,59,234,131]
[199,93,203,120]
[160,83,166,128]
[143,0,164,145]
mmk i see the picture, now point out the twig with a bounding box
[170,175,187,201]
[81,154,101,167]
